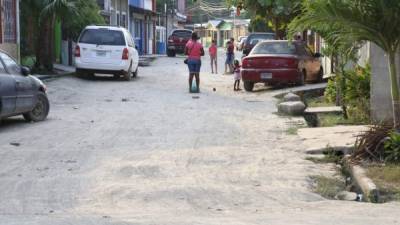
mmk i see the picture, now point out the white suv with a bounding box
[75,25,139,81]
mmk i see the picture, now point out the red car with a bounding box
[167,29,193,57]
[241,40,323,91]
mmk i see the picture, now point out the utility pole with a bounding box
[165,2,168,53]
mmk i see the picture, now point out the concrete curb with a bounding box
[343,155,380,203]
[34,73,72,81]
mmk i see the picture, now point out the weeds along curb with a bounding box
[343,155,380,203]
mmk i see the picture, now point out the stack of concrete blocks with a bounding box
[277,93,306,116]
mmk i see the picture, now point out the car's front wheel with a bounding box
[23,92,50,122]
[244,81,254,92]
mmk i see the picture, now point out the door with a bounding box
[0,52,34,113]
[0,62,16,117]
[78,28,127,66]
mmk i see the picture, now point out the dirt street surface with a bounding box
[0,54,399,225]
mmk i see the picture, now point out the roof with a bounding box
[84,25,128,31]
[207,20,223,29]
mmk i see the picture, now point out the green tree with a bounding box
[21,0,103,72]
[227,0,301,39]
[288,0,400,129]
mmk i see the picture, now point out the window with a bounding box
[0,59,6,73]
[0,52,20,74]
[121,14,126,28]
[79,29,126,46]
[117,13,120,26]
[252,42,296,55]
[3,0,16,43]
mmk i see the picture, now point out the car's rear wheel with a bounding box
[23,92,50,122]
[244,81,254,92]
[132,67,138,78]
[123,65,132,81]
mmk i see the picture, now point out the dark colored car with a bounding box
[242,32,275,56]
[167,29,193,57]
[241,40,323,91]
[0,51,50,122]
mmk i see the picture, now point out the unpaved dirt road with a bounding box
[0,54,399,225]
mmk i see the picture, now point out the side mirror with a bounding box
[314,52,322,58]
[21,66,31,76]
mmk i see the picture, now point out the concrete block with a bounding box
[278,101,306,116]
[283,92,301,102]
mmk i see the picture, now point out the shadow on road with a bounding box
[0,117,29,129]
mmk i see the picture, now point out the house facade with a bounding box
[97,0,129,29]
[129,0,156,55]
[0,0,20,61]
[194,19,249,47]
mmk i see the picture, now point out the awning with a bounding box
[130,6,156,16]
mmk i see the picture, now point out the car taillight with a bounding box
[242,58,251,68]
[122,48,129,60]
[74,45,80,57]
[288,59,299,68]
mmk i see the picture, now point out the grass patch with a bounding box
[318,114,367,127]
[310,175,346,199]
[366,164,400,202]
[306,96,335,108]
[286,127,298,135]
[306,147,343,164]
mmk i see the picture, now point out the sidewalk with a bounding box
[34,64,75,81]
[298,125,369,153]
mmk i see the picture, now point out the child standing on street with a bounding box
[209,40,217,74]
[233,59,241,91]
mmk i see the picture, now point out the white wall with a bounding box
[368,43,400,123]
[144,0,152,11]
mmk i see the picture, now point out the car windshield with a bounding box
[173,30,192,38]
[79,29,126,46]
[247,33,274,45]
[251,42,296,55]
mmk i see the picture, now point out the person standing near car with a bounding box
[225,38,235,74]
[185,32,204,93]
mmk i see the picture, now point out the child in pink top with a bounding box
[208,40,217,74]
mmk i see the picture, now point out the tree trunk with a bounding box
[47,15,56,71]
[388,51,400,130]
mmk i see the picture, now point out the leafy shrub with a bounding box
[323,64,371,123]
[345,64,371,102]
[324,77,337,103]
[384,132,400,163]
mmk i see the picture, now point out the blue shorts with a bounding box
[188,59,201,73]
[226,53,234,64]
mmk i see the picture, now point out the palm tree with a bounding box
[289,0,400,129]
[37,0,76,71]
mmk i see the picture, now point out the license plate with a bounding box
[261,72,272,79]
[96,51,106,57]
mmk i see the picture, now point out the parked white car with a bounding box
[75,25,139,81]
